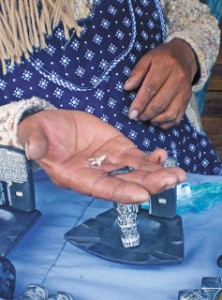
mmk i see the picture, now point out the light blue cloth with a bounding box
[7,171,222,300]
[207,0,222,21]
[177,174,222,213]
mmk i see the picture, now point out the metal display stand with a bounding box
[0,146,41,255]
[65,155,184,266]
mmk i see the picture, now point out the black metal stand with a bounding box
[0,206,41,255]
[65,208,184,266]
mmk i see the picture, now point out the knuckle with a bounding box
[174,69,189,84]
[143,83,158,97]
[164,55,178,69]
[150,100,165,114]
[140,113,150,121]
[167,57,176,68]
[164,110,177,122]
[177,71,187,82]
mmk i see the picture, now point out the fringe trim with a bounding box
[0,0,92,74]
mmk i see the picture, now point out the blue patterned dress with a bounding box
[0,0,221,175]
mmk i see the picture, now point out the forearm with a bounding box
[0,98,55,148]
[162,0,221,91]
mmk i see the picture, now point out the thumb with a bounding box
[18,119,49,161]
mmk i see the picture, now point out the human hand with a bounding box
[18,110,186,203]
[125,38,198,129]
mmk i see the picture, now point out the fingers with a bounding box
[89,147,167,173]
[125,51,171,120]
[40,154,186,204]
[119,167,186,193]
[118,149,186,184]
[148,88,191,129]
[49,167,185,204]
[149,81,192,129]
[43,164,150,203]
[121,147,168,166]
[89,168,185,203]
[129,73,190,127]
[77,167,185,203]
[147,149,168,165]
[150,104,186,129]
[87,171,150,203]
[124,53,152,92]
[124,41,194,128]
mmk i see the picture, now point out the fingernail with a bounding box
[178,172,187,183]
[25,142,30,160]
[129,110,139,120]
[134,191,149,202]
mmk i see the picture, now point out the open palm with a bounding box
[18,110,186,203]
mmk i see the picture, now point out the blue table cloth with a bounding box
[8,171,222,300]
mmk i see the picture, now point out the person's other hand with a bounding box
[18,110,186,203]
[125,38,198,129]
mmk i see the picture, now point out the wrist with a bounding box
[0,98,55,150]
[169,38,199,83]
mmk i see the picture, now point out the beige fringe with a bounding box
[0,0,92,74]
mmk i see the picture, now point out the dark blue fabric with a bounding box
[0,0,221,174]
[0,257,16,300]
